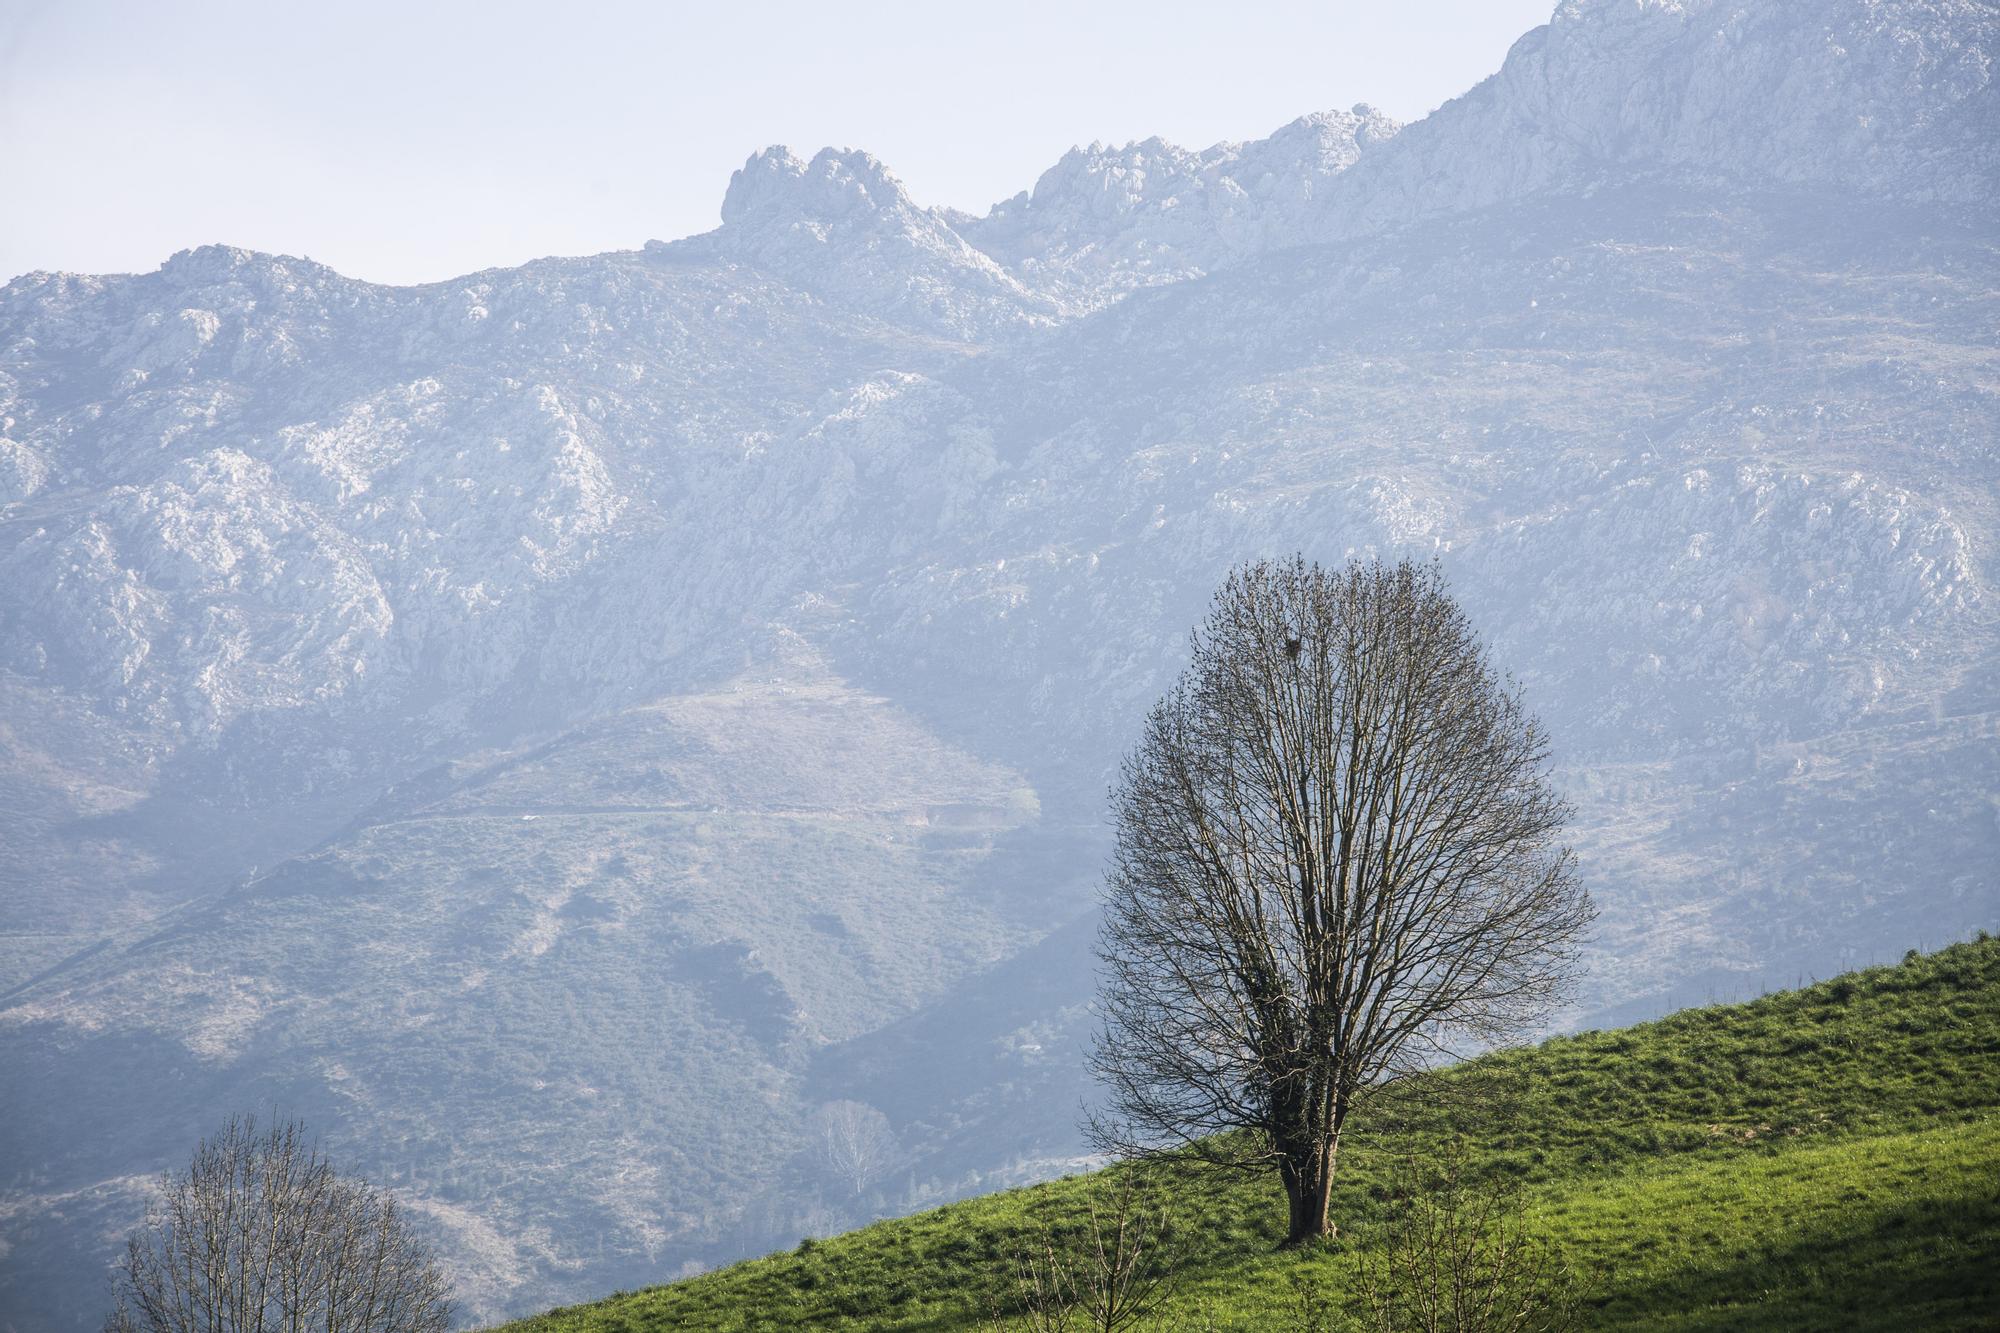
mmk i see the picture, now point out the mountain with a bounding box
[956,105,1403,306]
[1312,0,2000,236]
[495,937,2000,1331]
[695,146,1062,336]
[3,0,1997,1326]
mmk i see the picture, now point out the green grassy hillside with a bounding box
[500,936,2000,1331]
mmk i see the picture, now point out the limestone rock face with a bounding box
[1315,0,2000,235]
[959,105,1405,305]
[696,145,1060,337]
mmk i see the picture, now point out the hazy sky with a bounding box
[1,0,1555,287]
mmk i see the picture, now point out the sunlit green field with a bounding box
[500,936,2000,1331]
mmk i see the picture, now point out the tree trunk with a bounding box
[1279,1143,1338,1245]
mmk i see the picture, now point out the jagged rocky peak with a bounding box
[958,105,1403,306]
[966,0,1995,282]
[694,144,1059,338]
[997,103,1400,227]
[719,145,925,227]
[1214,103,1403,211]
[153,244,360,302]
[1253,104,1400,171]
[160,242,272,284]
[693,107,1411,321]
[1017,134,1198,216]
[681,0,1995,316]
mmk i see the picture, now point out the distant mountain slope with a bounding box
[499,937,2000,1331]
[956,106,1403,307]
[694,147,1062,336]
[2,0,1997,1327]
[0,637,1071,1327]
[1298,0,2000,242]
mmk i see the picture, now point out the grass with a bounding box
[497,935,2000,1331]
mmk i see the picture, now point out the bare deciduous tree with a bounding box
[809,1099,897,1198]
[104,1115,452,1333]
[1353,1142,1584,1333]
[1000,1174,1182,1333]
[1091,557,1594,1244]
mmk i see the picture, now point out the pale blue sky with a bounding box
[1,0,1555,286]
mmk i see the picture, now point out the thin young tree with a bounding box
[809,1099,898,1198]
[1090,557,1594,1244]
[1000,1173,1182,1333]
[1352,1141,1585,1333]
[104,1115,453,1333]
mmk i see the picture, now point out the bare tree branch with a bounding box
[104,1114,453,1333]
[997,1173,1183,1333]
[809,1100,898,1199]
[1351,1141,1586,1333]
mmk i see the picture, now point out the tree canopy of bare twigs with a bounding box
[809,1099,898,1198]
[1090,557,1594,1243]
[1352,1142,1585,1333]
[1001,1173,1182,1333]
[104,1115,453,1333]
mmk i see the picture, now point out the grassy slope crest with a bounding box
[500,935,2000,1331]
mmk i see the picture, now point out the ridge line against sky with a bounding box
[0,0,1554,287]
